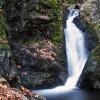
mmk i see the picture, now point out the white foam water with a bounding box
[33,8,88,95]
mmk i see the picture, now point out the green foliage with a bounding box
[19,38,34,45]
[86,44,100,72]
[67,0,75,5]
[19,37,41,45]
[51,22,63,45]
[49,0,61,20]
[86,22,96,36]
[85,44,100,73]
[95,23,100,41]
[0,44,10,49]
[84,10,90,17]
[80,17,98,45]
[92,44,100,61]
[0,15,9,49]
[49,0,58,7]
[0,16,6,39]
[47,0,63,45]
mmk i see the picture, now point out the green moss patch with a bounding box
[92,44,100,62]
[0,16,6,39]
[51,24,63,45]
[0,44,10,49]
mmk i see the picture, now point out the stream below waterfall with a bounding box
[33,8,100,100]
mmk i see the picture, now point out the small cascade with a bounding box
[33,8,88,94]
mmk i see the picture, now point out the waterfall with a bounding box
[34,8,88,94]
[64,8,87,89]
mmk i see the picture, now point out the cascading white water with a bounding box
[34,8,88,94]
[63,8,87,89]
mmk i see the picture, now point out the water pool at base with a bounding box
[44,88,100,100]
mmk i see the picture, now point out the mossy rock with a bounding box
[0,44,10,49]
[0,16,6,39]
[79,44,100,90]
[83,44,100,73]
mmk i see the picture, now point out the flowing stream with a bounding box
[34,8,88,95]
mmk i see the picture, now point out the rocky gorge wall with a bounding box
[3,0,68,89]
[78,0,100,90]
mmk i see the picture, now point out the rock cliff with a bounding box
[3,0,67,89]
[78,0,100,90]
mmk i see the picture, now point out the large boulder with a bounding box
[0,48,65,89]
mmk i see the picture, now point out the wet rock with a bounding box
[59,67,68,83]
[74,5,80,9]
[78,44,100,90]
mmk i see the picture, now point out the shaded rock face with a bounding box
[4,0,62,40]
[10,41,60,72]
[78,0,100,90]
[0,49,17,83]
[78,44,100,90]
[4,0,67,89]
[0,48,65,89]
